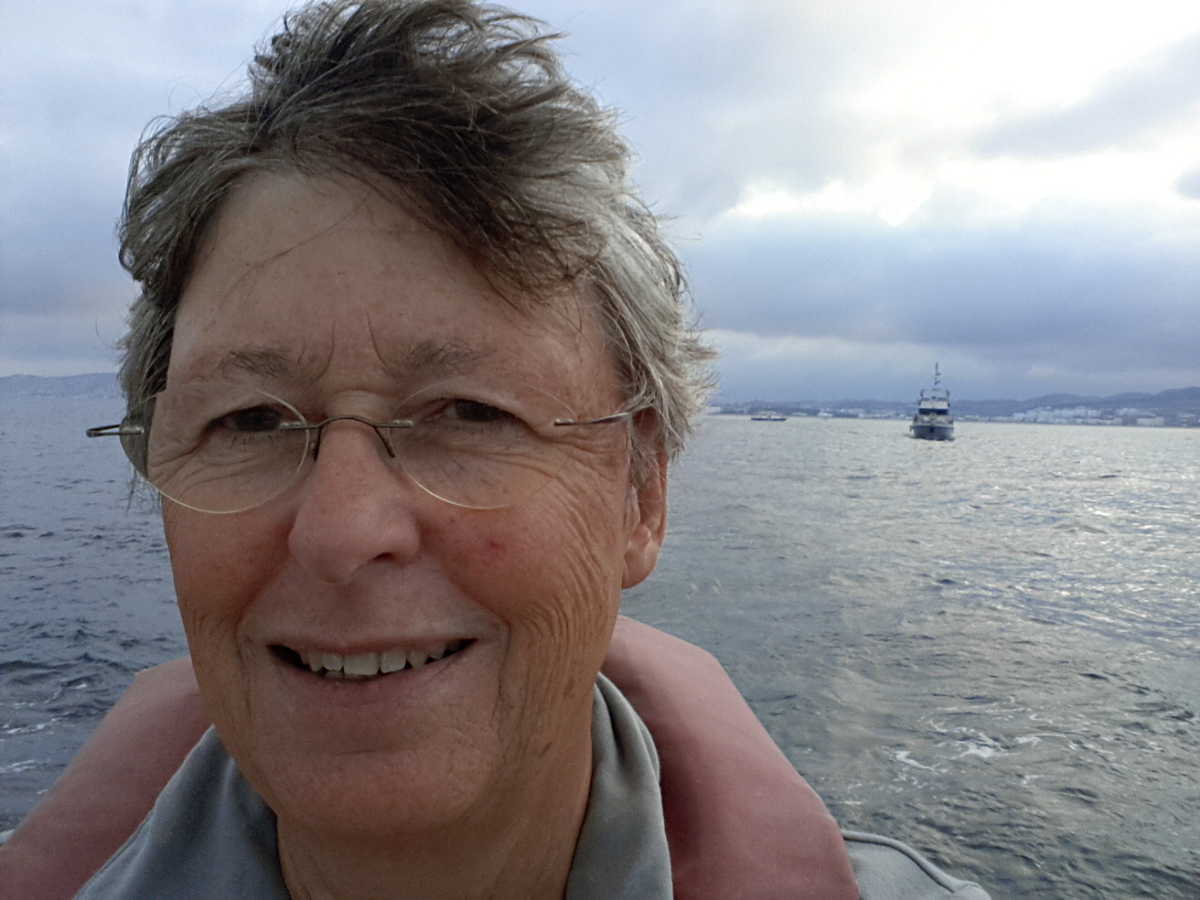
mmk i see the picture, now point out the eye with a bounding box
[445,399,516,425]
[395,381,557,436]
[214,405,286,433]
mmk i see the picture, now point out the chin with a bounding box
[250,737,502,841]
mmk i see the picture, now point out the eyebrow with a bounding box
[217,347,298,380]
[385,338,494,379]
[206,339,494,384]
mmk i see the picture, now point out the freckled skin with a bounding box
[162,172,667,898]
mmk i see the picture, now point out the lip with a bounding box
[266,631,477,656]
[265,635,483,713]
[271,638,471,676]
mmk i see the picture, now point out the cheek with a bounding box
[453,504,623,737]
[452,489,626,635]
[164,508,287,727]
[163,508,284,638]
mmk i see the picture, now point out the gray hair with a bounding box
[118,0,715,468]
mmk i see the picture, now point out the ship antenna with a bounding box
[934,362,941,388]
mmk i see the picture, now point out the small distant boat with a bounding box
[750,410,787,422]
[909,364,954,441]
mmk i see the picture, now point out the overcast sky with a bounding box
[4,0,1199,401]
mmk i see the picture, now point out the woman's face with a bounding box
[162,172,666,841]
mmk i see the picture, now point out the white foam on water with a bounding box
[2,718,61,737]
[894,750,942,773]
[0,759,41,775]
[958,742,1001,760]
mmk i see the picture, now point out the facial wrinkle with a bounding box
[364,308,495,383]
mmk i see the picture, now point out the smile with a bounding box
[272,640,471,680]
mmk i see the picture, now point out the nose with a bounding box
[286,418,423,584]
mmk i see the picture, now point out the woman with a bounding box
[3,2,988,896]
[4,621,869,898]
[80,2,739,893]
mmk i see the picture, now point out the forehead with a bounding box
[169,172,614,398]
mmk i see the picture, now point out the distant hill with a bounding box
[923,386,1200,417]
[992,386,1200,412]
[724,385,1200,418]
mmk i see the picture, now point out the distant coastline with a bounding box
[720,384,1200,428]
[5,373,1198,427]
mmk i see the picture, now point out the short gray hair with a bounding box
[118,0,715,467]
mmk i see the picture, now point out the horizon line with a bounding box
[6,371,1199,407]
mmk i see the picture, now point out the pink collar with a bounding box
[607,618,859,899]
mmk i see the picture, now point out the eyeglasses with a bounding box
[86,377,639,514]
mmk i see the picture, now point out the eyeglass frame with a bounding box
[85,390,646,513]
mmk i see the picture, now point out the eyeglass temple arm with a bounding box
[552,409,644,428]
[85,411,638,437]
[86,424,145,438]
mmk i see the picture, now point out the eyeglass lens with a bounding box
[122,379,608,513]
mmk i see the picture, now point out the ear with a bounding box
[622,444,668,589]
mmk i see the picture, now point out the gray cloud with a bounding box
[3,0,1196,401]
[974,33,1200,159]
[685,204,1200,386]
[2,2,280,340]
[521,1,908,219]
[1176,167,1200,199]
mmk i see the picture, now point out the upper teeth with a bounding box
[298,641,464,678]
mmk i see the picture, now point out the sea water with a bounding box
[2,385,1198,897]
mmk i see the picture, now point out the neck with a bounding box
[277,723,594,900]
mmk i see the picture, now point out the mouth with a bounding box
[271,639,472,681]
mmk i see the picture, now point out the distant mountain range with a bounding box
[943,386,1200,418]
[5,374,1200,418]
[827,386,1200,417]
[727,385,1200,418]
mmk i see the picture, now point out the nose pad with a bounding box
[309,415,399,462]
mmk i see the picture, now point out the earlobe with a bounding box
[622,448,668,589]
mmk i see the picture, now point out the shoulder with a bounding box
[78,729,287,898]
[843,830,990,899]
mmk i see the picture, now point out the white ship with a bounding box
[909,364,954,441]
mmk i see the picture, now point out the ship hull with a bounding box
[909,421,954,441]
